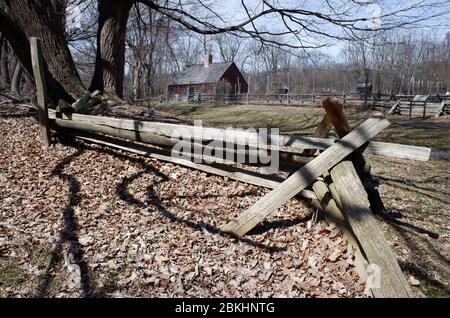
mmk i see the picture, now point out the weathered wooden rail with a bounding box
[374,94,450,118]
[30,36,431,298]
[48,109,431,162]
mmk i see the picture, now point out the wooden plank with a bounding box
[48,109,431,161]
[51,118,313,171]
[387,100,401,115]
[319,100,391,291]
[301,113,332,156]
[364,141,431,161]
[30,37,50,146]
[409,100,413,119]
[330,161,413,298]
[62,129,317,200]
[435,100,447,118]
[323,97,386,213]
[221,115,390,237]
[422,99,427,119]
[48,109,332,153]
[307,110,372,293]
[412,94,430,102]
[321,98,351,137]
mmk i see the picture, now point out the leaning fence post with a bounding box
[30,37,51,146]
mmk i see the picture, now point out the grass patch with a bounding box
[415,284,450,298]
[22,241,52,270]
[48,273,67,294]
[30,247,51,270]
[0,265,27,287]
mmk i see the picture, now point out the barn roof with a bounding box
[169,62,234,86]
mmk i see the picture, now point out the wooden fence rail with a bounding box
[48,109,431,161]
[27,39,431,298]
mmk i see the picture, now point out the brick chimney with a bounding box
[204,54,213,67]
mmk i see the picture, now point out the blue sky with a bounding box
[205,0,450,56]
[68,0,450,63]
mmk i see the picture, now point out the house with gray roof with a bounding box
[168,55,248,100]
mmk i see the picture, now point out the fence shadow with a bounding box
[391,221,450,293]
[35,146,117,298]
[114,161,287,254]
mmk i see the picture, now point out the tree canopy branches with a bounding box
[0,0,449,103]
[138,0,450,49]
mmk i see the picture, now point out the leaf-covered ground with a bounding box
[154,102,450,297]
[0,105,366,298]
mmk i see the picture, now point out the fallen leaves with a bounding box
[0,105,365,298]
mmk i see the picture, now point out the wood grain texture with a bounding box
[330,161,413,298]
[30,37,50,146]
[51,117,312,170]
[221,115,390,237]
[48,109,431,161]
[322,97,351,136]
[322,97,386,213]
[301,113,332,156]
[307,108,370,293]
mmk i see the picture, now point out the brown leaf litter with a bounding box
[0,105,365,298]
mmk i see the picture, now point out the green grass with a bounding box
[0,265,27,287]
[29,244,51,270]
[415,284,450,298]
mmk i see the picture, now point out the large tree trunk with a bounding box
[51,0,66,30]
[0,1,85,104]
[90,0,134,98]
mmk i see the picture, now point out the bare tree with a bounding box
[1,0,450,106]
[215,33,242,62]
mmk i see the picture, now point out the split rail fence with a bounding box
[168,92,366,106]
[373,94,450,118]
[31,37,434,298]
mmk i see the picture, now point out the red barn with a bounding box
[168,54,248,100]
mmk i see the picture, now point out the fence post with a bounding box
[30,37,51,146]
[422,101,427,119]
[409,100,412,119]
